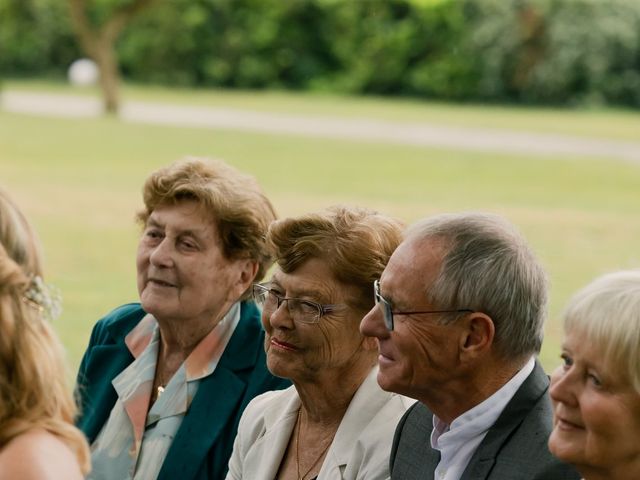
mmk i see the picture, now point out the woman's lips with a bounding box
[556,417,584,431]
[148,278,176,288]
[270,338,298,352]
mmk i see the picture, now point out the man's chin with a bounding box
[376,368,398,393]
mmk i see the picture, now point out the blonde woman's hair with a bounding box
[0,189,90,473]
[563,269,640,393]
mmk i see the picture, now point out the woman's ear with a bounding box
[234,259,259,297]
[242,259,259,285]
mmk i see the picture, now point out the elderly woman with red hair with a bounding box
[227,206,413,480]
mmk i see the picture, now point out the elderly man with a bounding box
[360,213,579,480]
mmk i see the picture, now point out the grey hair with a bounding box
[406,212,547,361]
[563,270,640,393]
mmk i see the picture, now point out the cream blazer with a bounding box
[225,367,415,480]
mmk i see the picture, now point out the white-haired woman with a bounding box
[548,270,640,480]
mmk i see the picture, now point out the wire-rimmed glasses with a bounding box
[373,279,473,331]
[253,283,344,324]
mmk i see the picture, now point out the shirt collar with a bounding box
[125,313,157,358]
[124,302,242,381]
[431,356,535,448]
[185,302,240,381]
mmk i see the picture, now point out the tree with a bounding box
[67,0,155,113]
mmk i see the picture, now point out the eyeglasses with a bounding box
[253,283,344,324]
[373,279,473,331]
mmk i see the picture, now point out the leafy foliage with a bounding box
[0,0,79,76]
[2,0,640,107]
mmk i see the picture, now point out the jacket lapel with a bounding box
[319,368,389,478]
[78,344,134,440]
[157,302,264,480]
[460,361,549,480]
[158,366,247,480]
[407,404,439,480]
[77,311,144,441]
[245,389,299,480]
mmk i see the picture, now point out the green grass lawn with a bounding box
[1,82,639,375]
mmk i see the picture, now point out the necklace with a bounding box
[295,408,332,480]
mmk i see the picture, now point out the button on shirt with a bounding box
[88,303,240,480]
[431,357,536,480]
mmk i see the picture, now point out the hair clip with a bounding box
[22,276,62,321]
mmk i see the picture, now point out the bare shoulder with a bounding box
[0,430,84,480]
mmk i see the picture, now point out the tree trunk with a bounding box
[94,41,120,114]
[67,0,157,115]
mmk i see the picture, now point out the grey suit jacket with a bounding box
[389,361,580,480]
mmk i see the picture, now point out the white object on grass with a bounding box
[68,58,99,86]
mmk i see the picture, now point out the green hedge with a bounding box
[0,0,78,77]
[461,0,640,106]
[2,0,639,107]
[119,0,335,88]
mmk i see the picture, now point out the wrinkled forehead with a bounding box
[147,201,218,235]
[150,197,208,218]
[269,259,348,304]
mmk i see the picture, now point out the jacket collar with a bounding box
[257,368,399,478]
[322,368,391,469]
[257,388,301,480]
[106,305,145,341]
[460,360,549,480]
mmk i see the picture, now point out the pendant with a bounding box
[157,385,165,399]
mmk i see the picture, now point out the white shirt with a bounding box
[88,303,240,480]
[431,357,535,480]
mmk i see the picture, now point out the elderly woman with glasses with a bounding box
[226,206,413,480]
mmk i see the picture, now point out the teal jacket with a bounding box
[76,302,290,480]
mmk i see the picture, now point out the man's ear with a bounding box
[459,312,495,361]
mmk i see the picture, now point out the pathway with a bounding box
[2,90,640,164]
